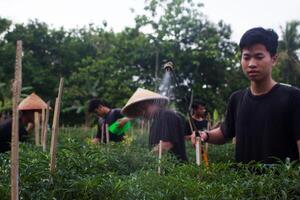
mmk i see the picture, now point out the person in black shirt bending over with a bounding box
[0,110,34,153]
[185,100,208,140]
[88,99,129,144]
[122,88,188,162]
[192,27,300,164]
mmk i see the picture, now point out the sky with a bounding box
[1,0,300,43]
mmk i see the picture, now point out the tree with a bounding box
[276,20,300,86]
[133,0,239,113]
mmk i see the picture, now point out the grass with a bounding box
[0,125,299,199]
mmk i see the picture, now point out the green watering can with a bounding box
[108,120,131,135]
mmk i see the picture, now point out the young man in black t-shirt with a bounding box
[88,99,129,143]
[192,27,300,164]
[185,100,208,140]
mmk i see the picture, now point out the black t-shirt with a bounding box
[149,109,188,161]
[221,84,300,164]
[185,118,208,136]
[96,108,125,142]
[0,118,28,153]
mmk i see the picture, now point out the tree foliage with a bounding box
[1,1,298,124]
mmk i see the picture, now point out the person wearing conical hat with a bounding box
[0,93,46,153]
[88,99,130,144]
[122,88,188,161]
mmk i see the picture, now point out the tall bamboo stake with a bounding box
[50,78,64,174]
[105,124,109,143]
[158,140,162,175]
[42,101,50,151]
[11,40,22,200]
[41,108,45,145]
[34,112,40,146]
[196,137,201,166]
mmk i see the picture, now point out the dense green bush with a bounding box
[0,128,299,199]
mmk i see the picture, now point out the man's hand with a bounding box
[191,131,209,146]
[117,118,129,128]
[151,141,173,154]
[92,137,100,144]
[26,122,34,132]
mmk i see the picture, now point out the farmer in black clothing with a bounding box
[122,88,188,161]
[185,100,208,140]
[88,99,129,144]
[0,110,34,153]
[0,93,47,153]
[192,27,300,164]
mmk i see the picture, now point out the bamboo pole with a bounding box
[42,101,50,151]
[101,123,104,144]
[41,108,45,145]
[11,40,22,200]
[158,140,162,175]
[34,112,40,146]
[105,124,109,143]
[196,136,201,166]
[50,78,64,174]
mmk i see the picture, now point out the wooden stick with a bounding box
[105,124,109,143]
[196,137,201,166]
[34,112,40,146]
[158,140,162,175]
[11,40,22,200]
[42,101,50,151]
[50,78,64,174]
[41,108,45,145]
[101,123,104,144]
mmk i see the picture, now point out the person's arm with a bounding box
[191,127,227,145]
[117,117,130,128]
[297,139,300,159]
[92,120,102,144]
[151,141,173,154]
[26,122,34,132]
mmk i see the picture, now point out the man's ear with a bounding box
[271,54,278,66]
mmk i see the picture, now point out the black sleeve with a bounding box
[159,112,180,143]
[184,120,192,136]
[221,93,236,139]
[290,88,300,141]
[19,123,29,142]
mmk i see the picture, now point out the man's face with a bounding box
[241,44,277,83]
[94,106,106,117]
[194,105,206,116]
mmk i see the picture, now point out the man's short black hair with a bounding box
[192,100,205,110]
[88,99,110,113]
[239,27,279,56]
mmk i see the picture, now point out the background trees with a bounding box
[0,0,299,124]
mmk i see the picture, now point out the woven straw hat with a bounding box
[121,88,169,118]
[18,93,48,111]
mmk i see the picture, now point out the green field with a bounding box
[0,126,299,199]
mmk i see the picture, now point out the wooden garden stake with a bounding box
[42,101,50,151]
[158,140,162,175]
[196,136,201,166]
[101,123,104,144]
[34,112,40,146]
[105,124,110,143]
[50,78,64,174]
[41,108,45,145]
[11,40,22,200]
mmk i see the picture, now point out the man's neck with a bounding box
[250,78,277,96]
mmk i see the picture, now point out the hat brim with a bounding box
[121,97,168,118]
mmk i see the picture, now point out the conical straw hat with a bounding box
[18,93,48,110]
[121,88,169,118]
